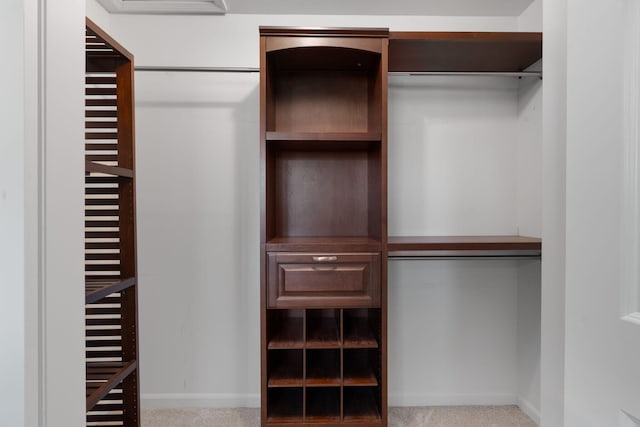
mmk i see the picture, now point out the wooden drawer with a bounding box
[267,252,381,308]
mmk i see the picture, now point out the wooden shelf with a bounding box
[388,235,541,257]
[266,236,382,252]
[344,349,378,386]
[306,350,341,386]
[268,320,304,349]
[86,360,137,411]
[344,318,378,349]
[344,368,378,387]
[389,31,542,73]
[85,160,133,178]
[266,131,382,142]
[306,310,340,348]
[85,277,135,304]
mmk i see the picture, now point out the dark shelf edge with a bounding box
[260,26,389,37]
[85,277,136,304]
[387,235,541,258]
[85,160,133,178]
[86,360,137,411]
[266,131,382,142]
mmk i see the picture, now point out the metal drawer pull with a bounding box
[313,256,337,262]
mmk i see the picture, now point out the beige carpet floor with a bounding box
[142,406,537,427]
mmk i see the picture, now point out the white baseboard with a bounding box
[517,396,541,425]
[141,393,260,409]
[388,393,517,407]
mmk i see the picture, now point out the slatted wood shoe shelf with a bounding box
[85,18,139,427]
[260,27,542,427]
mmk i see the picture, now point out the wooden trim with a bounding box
[260,27,389,38]
[86,17,133,61]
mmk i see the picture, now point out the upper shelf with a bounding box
[388,235,541,258]
[388,32,542,73]
[266,131,381,142]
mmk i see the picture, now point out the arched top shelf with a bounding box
[265,36,383,55]
[266,45,381,72]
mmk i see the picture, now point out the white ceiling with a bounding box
[225,0,535,16]
[107,0,536,16]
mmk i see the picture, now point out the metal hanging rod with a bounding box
[134,66,541,79]
[134,66,260,73]
[389,71,542,79]
[388,255,541,261]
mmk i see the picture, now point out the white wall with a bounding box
[133,70,261,406]
[519,0,542,32]
[387,73,541,415]
[388,259,520,406]
[3,1,86,426]
[563,0,640,425]
[86,0,111,30]
[96,11,542,413]
[388,75,520,236]
[1,1,26,424]
[41,1,87,425]
[108,14,517,68]
[541,0,567,425]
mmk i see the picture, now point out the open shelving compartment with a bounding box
[387,31,543,259]
[84,17,139,427]
[385,30,543,423]
[265,308,383,424]
[263,29,387,252]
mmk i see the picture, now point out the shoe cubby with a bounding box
[267,388,303,423]
[264,308,382,423]
[268,349,303,387]
[267,309,304,349]
[344,348,380,387]
[344,387,381,422]
[306,387,341,422]
[306,309,340,348]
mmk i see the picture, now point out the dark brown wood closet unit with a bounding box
[260,27,389,426]
[260,27,542,427]
[85,18,139,427]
